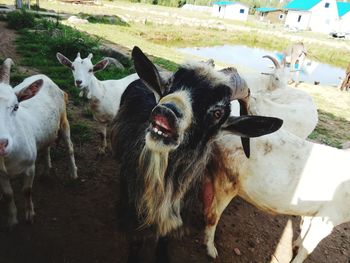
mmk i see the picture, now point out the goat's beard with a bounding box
[0,157,7,173]
[137,146,183,236]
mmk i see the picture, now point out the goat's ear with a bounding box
[16,79,43,102]
[56,53,72,69]
[222,115,283,138]
[132,46,163,101]
[222,115,283,157]
[93,58,109,72]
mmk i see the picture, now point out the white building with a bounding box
[337,2,350,33]
[284,0,350,34]
[212,1,249,21]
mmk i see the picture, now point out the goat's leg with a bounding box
[60,112,78,180]
[23,165,35,223]
[155,236,169,263]
[292,216,312,256]
[0,173,18,227]
[288,58,297,85]
[43,146,52,177]
[203,175,238,258]
[97,123,108,155]
[291,217,333,263]
[127,240,143,263]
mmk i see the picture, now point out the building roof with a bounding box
[284,0,321,11]
[337,2,350,17]
[256,7,279,12]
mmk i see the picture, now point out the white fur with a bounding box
[239,61,318,139]
[205,102,349,262]
[0,74,77,226]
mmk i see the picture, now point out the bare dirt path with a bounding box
[0,21,350,263]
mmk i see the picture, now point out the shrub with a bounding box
[7,10,35,30]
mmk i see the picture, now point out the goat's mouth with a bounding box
[151,115,176,139]
[147,106,179,146]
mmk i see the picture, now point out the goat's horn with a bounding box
[104,57,125,71]
[0,58,14,84]
[221,68,250,101]
[87,53,93,60]
[220,67,251,158]
[77,52,81,58]
[263,55,281,69]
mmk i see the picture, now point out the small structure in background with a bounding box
[284,0,350,34]
[336,2,350,34]
[340,63,350,91]
[255,7,287,24]
[212,1,249,21]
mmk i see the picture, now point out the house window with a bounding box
[219,6,221,12]
[297,15,302,22]
[240,9,245,14]
[279,14,284,20]
[324,2,330,8]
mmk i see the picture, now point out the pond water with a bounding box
[178,45,345,87]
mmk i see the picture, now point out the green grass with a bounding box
[308,110,350,148]
[299,84,350,148]
[82,108,94,119]
[70,122,93,144]
[9,15,134,104]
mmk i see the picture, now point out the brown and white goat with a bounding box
[110,46,283,262]
[203,99,350,262]
[0,59,77,227]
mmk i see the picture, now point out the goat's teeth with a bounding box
[157,130,162,135]
[154,127,158,132]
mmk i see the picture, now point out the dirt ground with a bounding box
[1,22,350,263]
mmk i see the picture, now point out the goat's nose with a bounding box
[75,80,82,87]
[0,139,9,155]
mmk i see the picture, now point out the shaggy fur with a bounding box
[111,47,281,262]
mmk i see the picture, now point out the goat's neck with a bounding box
[88,76,106,101]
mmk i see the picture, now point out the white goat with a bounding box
[241,55,318,139]
[204,111,350,262]
[0,59,77,227]
[56,52,139,154]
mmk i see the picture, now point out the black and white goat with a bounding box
[110,47,283,262]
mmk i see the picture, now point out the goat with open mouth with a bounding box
[111,46,283,263]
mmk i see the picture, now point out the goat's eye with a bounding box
[89,69,93,73]
[71,66,75,71]
[13,104,19,112]
[213,110,222,119]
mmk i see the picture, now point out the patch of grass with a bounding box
[79,13,129,26]
[70,122,92,144]
[308,110,350,148]
[152,57,178,71]
[82,108,94,119]
[10,16,134,105]
[7,9,36,30]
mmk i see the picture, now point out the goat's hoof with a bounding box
[70,167,78,180]
[25,210,35,224]
[207,244,218,259]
